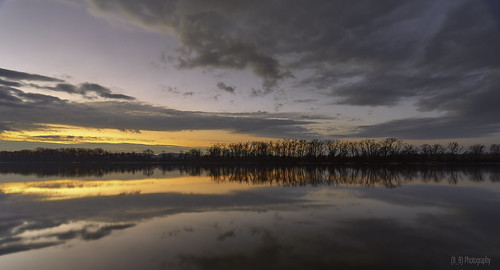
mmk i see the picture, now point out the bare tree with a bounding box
[469,144,485,160]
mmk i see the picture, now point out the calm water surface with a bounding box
[0,165,499,269]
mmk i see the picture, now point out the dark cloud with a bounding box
[0,78,22,87]
[353,73,500,139]
[87,2,494,89]
[1,68,134,101]
[354,114,500,140]
[354,117,476,139]
[421,1,500,71]
[161,85,195,97]
[216,81,235,94]
[80,83,135,100]
[0,86,23,104]
[84,0,500,139]
[47,82,135,100]
[0,85,316,139]
[174,14,290,89]
[250,88,273,97]
[0,67,63,82]
[16,90,65,105]
[322,1,500,139]
[50,83,78,94]
[0,122,10,133]
[89,0,295,92]
[161,85,181,95]
[332,72,464,106]
[0,86,64,106]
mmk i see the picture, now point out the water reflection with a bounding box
[1,164,499,185]
[205,165,500,186]
[0,176,258,200]
[0,165,498,269]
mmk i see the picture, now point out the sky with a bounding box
[0,0,499,152]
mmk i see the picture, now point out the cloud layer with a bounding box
[0,67,315,139]
[84,0,500,139]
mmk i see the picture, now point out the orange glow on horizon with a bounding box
[0,124,272,148]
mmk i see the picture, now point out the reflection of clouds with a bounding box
[356,185,500,208]
[356,185,500,247]
[168,200,500,270]
[0,185,305,256]
[172,235,294,270]
[0,221,133,256]
[160,186,500,269]
[216,230,235,241]
[0,189,499,270]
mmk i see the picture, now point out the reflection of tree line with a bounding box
[1,139,500,164]
[0,163,178,178]
[0,164,498,186]
[197,166,500,187]
[0,147,161,163]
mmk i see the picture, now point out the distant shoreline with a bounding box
[1,138,499,165]
[0,160,499,166]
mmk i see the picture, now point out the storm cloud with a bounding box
[354,71,500,139]
[85,0,444,90]
[88,0,291,92]
[82,0,500,139]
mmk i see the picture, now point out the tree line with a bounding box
[0,138,499,163]
[0,147,166,163]
[183,138,500,163]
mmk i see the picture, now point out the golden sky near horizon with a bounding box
[0,124,273,148]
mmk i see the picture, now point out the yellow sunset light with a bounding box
[0,124,272,148]
[0,176,259,201]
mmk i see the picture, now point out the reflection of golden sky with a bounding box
[0,124,270,147]
[0,176,257,200]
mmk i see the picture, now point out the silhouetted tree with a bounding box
[447,142,462,161]
[490,144,500,160]
[469,144,485,160]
